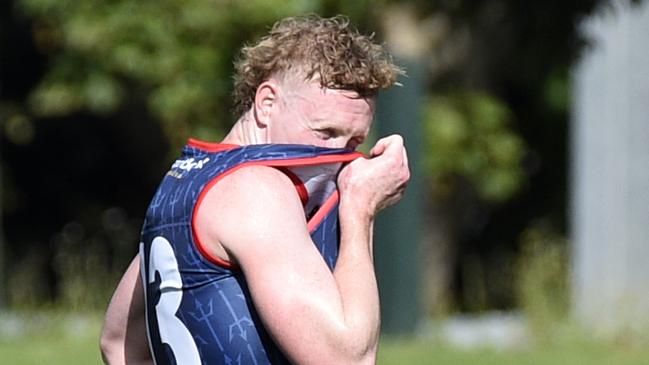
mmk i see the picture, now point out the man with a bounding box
[100,15,409,365]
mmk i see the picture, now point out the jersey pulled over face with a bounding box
[266,78,375,150]
[139,142,363,364]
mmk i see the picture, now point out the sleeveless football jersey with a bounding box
[139,139,362,365]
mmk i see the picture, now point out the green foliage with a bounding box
[423,91,526,202]
[544,68,571,114]
[6,208,138,311]
[18,0,322,146]
[516,222,570,340]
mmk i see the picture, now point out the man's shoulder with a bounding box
[216,164,297,199]
[197,164,307,244]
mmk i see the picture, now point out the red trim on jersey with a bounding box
[187,138,240,152]
[276,167,309,206]
[306,191,340,233]
[191,151,363,270]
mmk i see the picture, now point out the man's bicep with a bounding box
[206,166,345,363]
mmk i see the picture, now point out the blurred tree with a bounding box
[375,0,628,314]
[17,0,330,146]
[424,92,525,203]
[0,0,46,309]
[1,0,636,316]
[1,0,393,309]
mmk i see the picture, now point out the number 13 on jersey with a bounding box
[141,237,201,364]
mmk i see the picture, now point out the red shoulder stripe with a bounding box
[192,151,362,270]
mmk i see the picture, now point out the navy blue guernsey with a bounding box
[139,139,362,365]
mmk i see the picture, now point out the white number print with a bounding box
[147,236,201,364]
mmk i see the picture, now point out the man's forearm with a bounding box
[100,255,153,365]
[331,206,380,364]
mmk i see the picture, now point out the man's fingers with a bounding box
[370,142,386,157]
[401,145,409,168]
[371,134,404,158]
[339,134,411,216]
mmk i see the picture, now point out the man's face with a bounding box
[267,79,375,150]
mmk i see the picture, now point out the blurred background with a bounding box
[1,0,649,363]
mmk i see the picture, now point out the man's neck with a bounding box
[222,111,267,146]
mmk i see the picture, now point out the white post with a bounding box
[572,0,649,333]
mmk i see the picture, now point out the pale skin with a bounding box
[100,74,410,365]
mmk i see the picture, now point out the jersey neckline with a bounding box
[187,138,240,152]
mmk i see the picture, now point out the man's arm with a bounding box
[100,255,152,365]
[196,135,409,365]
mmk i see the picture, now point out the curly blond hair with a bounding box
[232,15,403,115]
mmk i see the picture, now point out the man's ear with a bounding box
[253,80,279,127]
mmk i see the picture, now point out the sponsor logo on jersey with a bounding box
[172,157,210,171]
[167,157,210,178]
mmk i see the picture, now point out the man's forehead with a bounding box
[278,72,373,101]
[301,88,374,115]
[293,82,374,108]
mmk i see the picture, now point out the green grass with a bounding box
[378,337,649,365]
[0,333,101,365]
[2,313,649,365]
[0,312,102,365]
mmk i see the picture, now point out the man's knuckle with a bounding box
[400,168,410,181]
[384,155,397,166]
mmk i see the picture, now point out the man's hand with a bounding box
[337,134,410,219]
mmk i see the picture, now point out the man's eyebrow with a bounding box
[312,121,349,133]
[310,116,335,126]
